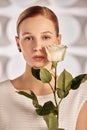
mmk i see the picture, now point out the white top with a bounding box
[0,80,87,130]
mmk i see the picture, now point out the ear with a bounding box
[57,34,62,44]
[15,36,21,48]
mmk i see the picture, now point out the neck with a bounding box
[23,62,52,80]
[11,63,54,96]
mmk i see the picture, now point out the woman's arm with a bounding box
[76,101,87,130]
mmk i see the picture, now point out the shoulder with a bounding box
[0,80,10,88]
[0,80,11,94]
[81,80,87,87]
[78,81,87,98]
[70,81,87,99]
[0,80,17,104]
[76,101,87,130]
[65,81,87,112]
[72,81,87,104]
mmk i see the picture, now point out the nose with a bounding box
[33,39,42,51]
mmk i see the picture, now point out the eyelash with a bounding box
[42,35,51,40]
[24,36,33,41]
[24,35,51,42]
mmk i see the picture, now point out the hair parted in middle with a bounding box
[16,6,59,36]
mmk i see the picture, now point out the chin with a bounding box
[32,65,45,69]
[33,62,51,69]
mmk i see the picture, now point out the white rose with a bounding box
[45,44,67,62]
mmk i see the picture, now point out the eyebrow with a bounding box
[22,31,53,36]
[41,31,53,35]
[22,32,32,35]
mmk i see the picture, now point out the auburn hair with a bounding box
[16,6,59,36]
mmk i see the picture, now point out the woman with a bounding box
[0,5,87,130]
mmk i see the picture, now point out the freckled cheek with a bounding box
[21,44,33,53]
[21,46,32,57]
[24,51,32,59]
[23,53,33,64]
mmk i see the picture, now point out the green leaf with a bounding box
[71,74,87,90]
[30,91,41,108]
[40,68,52,83]
[17,91,34,99]
[36,101,57,116]
[57,88,69,98]
[17,91,41,108]
[44,113,58,130]
[57,69,73,99]
[58,69,73,91]
[31,67,40,80]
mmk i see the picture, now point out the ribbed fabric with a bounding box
[0,80,87,130]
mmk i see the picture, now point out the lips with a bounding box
[32,55,45,61]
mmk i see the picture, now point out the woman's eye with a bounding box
[25,36,33,41]
[43,36,51,40]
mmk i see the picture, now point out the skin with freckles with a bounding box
[12,15,61,95]
[16,15,61,68]
[10,6,87,130]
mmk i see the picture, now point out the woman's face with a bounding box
[16,15,61,68]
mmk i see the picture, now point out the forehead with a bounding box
[18,15,56,34]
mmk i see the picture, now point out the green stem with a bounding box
[48,67,58,107]
[53,91,58,107]
[54,66,58,107]
[57,99,63,124]
[48,63,62,129]
[49,82,54,92]
[54,66,59,127]
[54,67,57,90]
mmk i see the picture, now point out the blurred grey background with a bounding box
[0,0,87,82]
